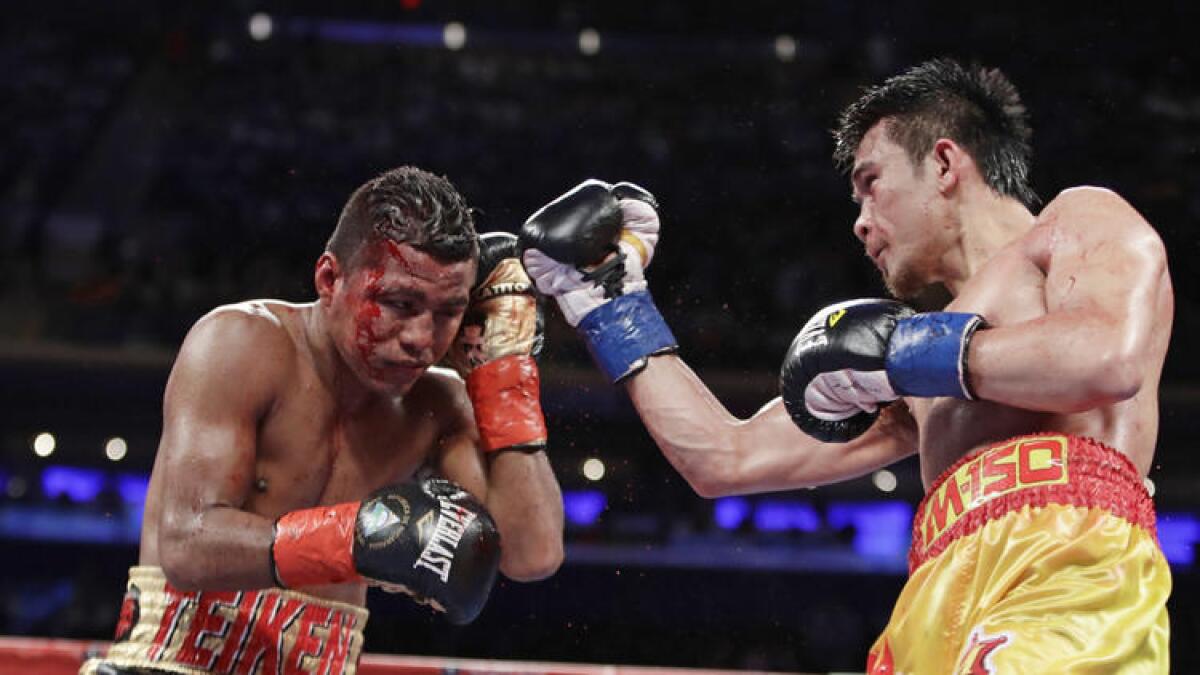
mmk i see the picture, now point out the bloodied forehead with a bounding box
[359,240,474,301]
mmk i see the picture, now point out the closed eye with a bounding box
[387,300,419,316]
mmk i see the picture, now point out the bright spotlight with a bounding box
[579,28,601,56]
[443,22,467,50]
[106,437,128,462]
[33,432,56,457]
[248,13,273,41]
[774,35,797,62]
[872,469,897,493]
[582,457,606,482]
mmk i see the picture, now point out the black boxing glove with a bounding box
[520,179,627,268]
[520,180,676,382]
[271,477,500,624]
[520,179,661,316]
[780,299,985,442]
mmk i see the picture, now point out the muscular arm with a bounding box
[968,187,1173,412]
[155,309,285,590]
[625,355,917,497]
[436,387,564,583]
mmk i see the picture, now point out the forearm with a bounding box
[158,505,275,590]
[624,355,752,497]
[484,451,564,581]
[969,312,1143,412]
[627,355,916,495]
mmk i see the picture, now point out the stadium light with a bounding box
[33,432,56,457]
[579,28,601,56]
[106,437,128,462]
[774,35,797,62]
[872,469,898,493]
[248,13,273,41]
[444,22,466,50]
[582,457,606,481]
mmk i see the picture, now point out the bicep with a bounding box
[158,317,278,527]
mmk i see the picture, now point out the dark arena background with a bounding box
[2,1,1199,673]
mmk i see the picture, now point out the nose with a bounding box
[853,205,872,244]
[396,311,435,363]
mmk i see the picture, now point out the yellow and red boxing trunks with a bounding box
[867,433,1170,674]
[80,566,368,675]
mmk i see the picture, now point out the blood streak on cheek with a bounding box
[354,266,385,377]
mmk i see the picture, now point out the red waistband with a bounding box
[909,434,1156,573]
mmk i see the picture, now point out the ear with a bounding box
[314,252,342,305]
[930,138,964,195]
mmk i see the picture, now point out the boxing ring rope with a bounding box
[0,637,819,675]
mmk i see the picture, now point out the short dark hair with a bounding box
[833,58,1038,207]
[326,166,478,266]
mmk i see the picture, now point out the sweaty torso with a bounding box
[138,301,460,605]
[908,196,1167,487]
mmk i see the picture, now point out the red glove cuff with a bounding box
[271,501,362,588]
[466,354,548,452]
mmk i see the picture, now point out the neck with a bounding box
[304,303,378,415]
[941,186,1036,295]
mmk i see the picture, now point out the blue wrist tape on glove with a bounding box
[577,290,678,383]
[885,312,985,399]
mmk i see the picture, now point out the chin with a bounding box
[885,271,926,303]
[907,283,954,311]
[377,376,419,396]
[356,367,419,396]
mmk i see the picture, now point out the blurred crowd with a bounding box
[3,3,1198,375]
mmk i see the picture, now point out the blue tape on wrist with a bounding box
[577,290,678,383]
[885,312,984,399]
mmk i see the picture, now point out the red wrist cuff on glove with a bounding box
[466,354,548,452]
[271,501,362,588]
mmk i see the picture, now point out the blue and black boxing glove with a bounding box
[520,180,677,382]
[780,299,986,442]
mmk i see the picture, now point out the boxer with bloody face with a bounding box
[82,167,563,675]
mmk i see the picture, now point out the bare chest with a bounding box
[909,249,1056,483]
[248,383,439,516]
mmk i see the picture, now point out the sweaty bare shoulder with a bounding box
[1044,186,1160,245]
[1050,186,1164,284]
[170,301,300,418]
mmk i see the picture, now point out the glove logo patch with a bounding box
[473,259,534,301]
[421,478,471,501]
[356,495,412,550]
[794,318,829,352]
[412,497,478,583]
